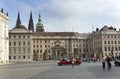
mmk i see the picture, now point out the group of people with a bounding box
[102,56,112,70]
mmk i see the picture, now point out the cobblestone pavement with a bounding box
[0,61,120,79]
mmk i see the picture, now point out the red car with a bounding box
[58,58,82,66]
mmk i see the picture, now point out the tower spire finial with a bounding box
[36,13,44,32]
[15,12,21,27]
[28,11,34,32]
[38,14,41,22]
[1,8,3,13]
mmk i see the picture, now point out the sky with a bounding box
[0,0,120,33]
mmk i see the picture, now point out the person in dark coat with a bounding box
[106,56,111,70]
[102,56,106,70]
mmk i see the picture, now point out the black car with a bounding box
[114,59,120,66]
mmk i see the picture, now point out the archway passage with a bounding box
[51,46,66,60]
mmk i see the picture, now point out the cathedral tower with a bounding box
[36,14,44,32]
[28,11,34,32]
[15,12,21,27]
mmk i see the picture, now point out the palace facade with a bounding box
[0,8,9,63]
[9,12,120,61]
[87,26,120,58]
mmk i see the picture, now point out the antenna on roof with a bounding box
[92,25,94,32]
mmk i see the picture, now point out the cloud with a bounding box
[39,0,105,32]
[7,0,120,32]
[40,0,120,32]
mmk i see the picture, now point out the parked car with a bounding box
[58,58,82,66]
[114,59,120,66]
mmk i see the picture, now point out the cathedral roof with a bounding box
[12,24,27,30]
[12,12,27,30]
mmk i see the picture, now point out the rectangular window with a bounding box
[19,35,21,39]
[28,48,30,53]
[108,41,110,44]
[111,41,113,44]
[9,56,11,60]
[118,41,120,44]
[115,41,117,44]
[45,40,47,43]
[40,50,42,53]
[9,49,11,54]
[23,42,25,46]
[45,45,47,48]
[14,48,16,53]
[14,42,16,46]
[40,45,42,48]
[19,48,21,53]
[9,42,11,46]
[28,42,30,45]
[33,50,35,53]
[115,47,118,51]
[9,36,11,39]
[104,41,106,44]
[37,50,39,53]
[37,45,39,48]
[28,55,30,59]
[23,56,25,59]
[119,47,120,51]
[73,45,75,47]
[23,48,25,53]
[19,42,21,46]
[104,47,107,51]
[108,47,110,51]
[28,36,30,39]
[23,35,25,39]
[112,47,114,51]
[33,45,35,48]
[14,36,16,39]
[19,56,21,59]
[14,56,16,59]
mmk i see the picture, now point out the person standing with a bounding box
[102,56,106,70]
[106,56,111,70]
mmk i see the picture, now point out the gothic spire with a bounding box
[6,12,8,16]
[28,11,34,32]
[15,12,21,27]
[38,14,41,22]
[1,8,3,13]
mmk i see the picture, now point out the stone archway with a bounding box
[51,40,66,60]
[52,46,65,60]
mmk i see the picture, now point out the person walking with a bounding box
[106,56,112,70]
[102,56,106,70]
[72,57,76,68]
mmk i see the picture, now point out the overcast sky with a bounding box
[0,0,120,33]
